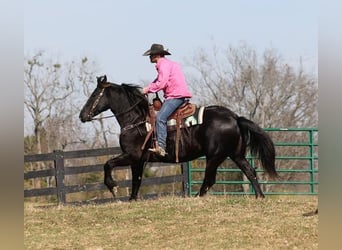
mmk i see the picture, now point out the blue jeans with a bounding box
[156,98,185,150]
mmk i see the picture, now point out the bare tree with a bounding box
[187,43,317,128]
[24,52,116,152]
[24,51,75,152]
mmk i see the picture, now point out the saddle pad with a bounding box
[167,106,205,127]
[145,106,205,132]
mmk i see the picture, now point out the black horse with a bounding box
[79,75,277,201]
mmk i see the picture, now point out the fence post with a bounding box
[309,129,315,194]
[54,150,66,204]
[181,162,189,197]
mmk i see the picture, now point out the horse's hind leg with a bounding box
[231,156,264,198]
[197,156,226,197]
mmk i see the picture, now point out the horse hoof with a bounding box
[129,196,138,202]
[256,194,265,199]
[110,186,118,198]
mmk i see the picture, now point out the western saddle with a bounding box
[141,95,196,162]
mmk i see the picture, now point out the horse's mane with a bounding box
[120,83,149,117]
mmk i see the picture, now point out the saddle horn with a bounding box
[152,92,162,111]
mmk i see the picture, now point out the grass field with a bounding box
[24,195,318,249]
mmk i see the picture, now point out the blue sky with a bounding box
[24,0,318,84]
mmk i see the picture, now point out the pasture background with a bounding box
[24,195,318,249]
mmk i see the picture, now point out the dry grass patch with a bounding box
[25,195,318,249]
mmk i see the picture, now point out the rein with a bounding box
[90,96,145,121]
[91,114,115,121]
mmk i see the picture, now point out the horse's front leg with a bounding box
[104,153,130,197]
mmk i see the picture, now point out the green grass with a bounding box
[24,195,318,249]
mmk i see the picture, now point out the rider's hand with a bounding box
[142,87,148,94]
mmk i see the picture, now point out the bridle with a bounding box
[87,83,148,132]
[86,82,151,156]
[87,83,114,121]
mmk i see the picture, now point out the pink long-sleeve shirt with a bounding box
[145,57,192,100]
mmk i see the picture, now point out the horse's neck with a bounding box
[108,87,148,128]
[114,109,145,128]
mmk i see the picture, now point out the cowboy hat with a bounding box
[142,43,171,56]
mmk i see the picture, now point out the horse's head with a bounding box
[79,75,111,122]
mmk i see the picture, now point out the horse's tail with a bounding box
[237,116,278,177]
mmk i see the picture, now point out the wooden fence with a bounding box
[25,128,318,205]
[24,147,188,205]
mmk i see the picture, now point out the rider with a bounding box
[142,43,192,157]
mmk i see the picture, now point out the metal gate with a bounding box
[187,128,318,196]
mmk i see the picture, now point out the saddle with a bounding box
[141,98,196,162]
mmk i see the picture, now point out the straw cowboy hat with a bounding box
[143,43,171,56]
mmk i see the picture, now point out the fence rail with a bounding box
[24,128,318,204]
[24,147,188,204]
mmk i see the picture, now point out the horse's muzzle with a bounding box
[79,113,92,123]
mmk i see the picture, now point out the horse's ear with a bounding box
[96,75,107,85]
